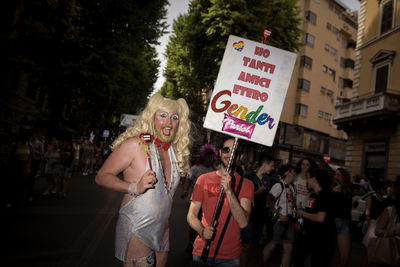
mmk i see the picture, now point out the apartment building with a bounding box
[277,0,357,167]
[334,0,400,181]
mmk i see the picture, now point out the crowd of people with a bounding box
[182,145,400,267]
[91,93,399,267]
[1,131,112,209]
[3,93,399,267]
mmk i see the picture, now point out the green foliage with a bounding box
[2,0,168,135]
[161,0,301,142]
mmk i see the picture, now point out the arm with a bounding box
[303,211,326,223]
[220,169,252,228]
[254,185,267,196]
[225,190,252,228]
[95,138,156,194]
[187,201,214,240]
[266,193,275,209]
[296,209,327,223]
[365,196,372,223]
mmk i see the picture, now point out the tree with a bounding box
[161,0,301,142]
[74,0,168,133]
[1,0,168,136]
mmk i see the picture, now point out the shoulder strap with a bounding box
[290,182,296,200]
[274,181,285,206]
[212,176,244,261]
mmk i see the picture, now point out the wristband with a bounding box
[128,182,140,197]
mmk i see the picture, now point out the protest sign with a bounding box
[203,35,297,146]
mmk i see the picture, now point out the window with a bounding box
[375,64,389,93]
[381,0,394,34]
[295,104,308,117]
[338,78,353,88]
[305,11,317,25]
[345,79,353,88]
[318,110,324,118]
[328,68,336,80]
[347,39,356,48]
[320,87,326,94]
[341,38,348,49]
[324,43,330,51]
[326,22,331,30]
[298,79,310,91]
[324,113,332,124]
[330,47,337,56]
[371,50,394,94]
[330,47,338,60]
[327,90,334,102]
[340,58,355,69]
[323,66,336,80]
[339,77,344,88]
[300,56,313,69]
[324,113,332,120]
[303,33,315,47]
[332,26,340,40]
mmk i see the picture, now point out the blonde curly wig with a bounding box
[112,93,191,176]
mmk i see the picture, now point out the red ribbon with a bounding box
[154,137,170,151]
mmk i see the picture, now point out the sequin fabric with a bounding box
[125,251,155,267]
[115,143,180,261]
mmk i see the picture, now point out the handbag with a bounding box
[367,236,400,266]
[368,206,400,266]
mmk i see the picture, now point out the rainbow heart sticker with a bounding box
[233,41,244,52]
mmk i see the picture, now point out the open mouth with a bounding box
[162,127,172,136]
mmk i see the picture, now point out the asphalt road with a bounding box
[4,173,365,267]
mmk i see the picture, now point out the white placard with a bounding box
[203,35,297,146]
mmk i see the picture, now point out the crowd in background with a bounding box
[183,144,400,267]
[1,132,399,266]
[0,130,112,209]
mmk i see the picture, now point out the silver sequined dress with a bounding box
[115,143,180,261]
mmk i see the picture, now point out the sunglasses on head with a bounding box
[221,147,231,154]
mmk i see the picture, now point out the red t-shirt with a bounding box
[191,171,254,259]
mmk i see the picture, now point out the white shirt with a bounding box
[294,176,309,208]
[270,181,295,216]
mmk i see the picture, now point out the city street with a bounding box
[5,173,364,267]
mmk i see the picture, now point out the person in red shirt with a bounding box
[187,137,254,267]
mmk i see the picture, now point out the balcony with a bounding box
[334,92,400,123]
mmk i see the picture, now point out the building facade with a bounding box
[334,0,400,181]
[277,0,358,167]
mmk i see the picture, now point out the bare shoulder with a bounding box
[99,137,146,176]
[114,137,141,154]
[105,137,142,164]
